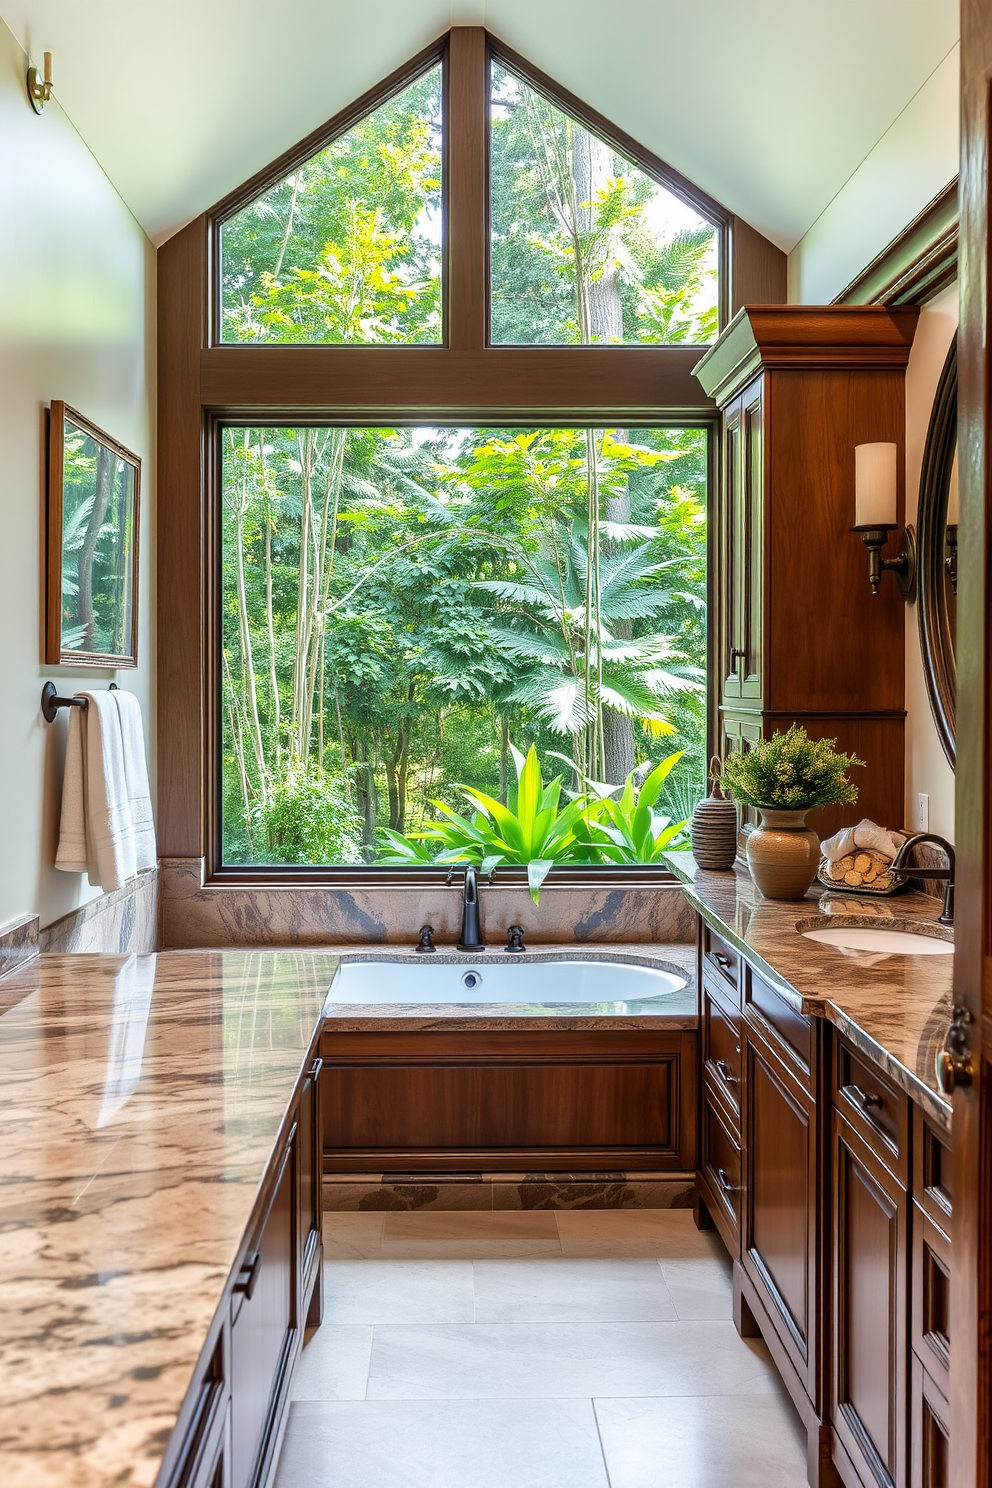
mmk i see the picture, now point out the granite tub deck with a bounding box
[665,851,953,1129]
[320,942,698,1029]
[0,949,336,1488]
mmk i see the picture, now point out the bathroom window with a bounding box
[490,64,718,346]
[219,64,443,344]
[220,424,707,867]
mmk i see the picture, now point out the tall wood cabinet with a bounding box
[694,307,918,844]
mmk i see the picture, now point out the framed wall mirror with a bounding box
[45,402,140,668]
[917,334,957,767]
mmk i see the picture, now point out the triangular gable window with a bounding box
[219,64,443,344]
[490,63,718,346]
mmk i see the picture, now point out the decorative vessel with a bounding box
[691,757,738,870]
[745,808,821,899]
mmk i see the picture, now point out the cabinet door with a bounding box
[298,1057,324,1327]
[721,713,764,845]
[723,379,764,704]
[230,1133,297,1488]
[832,1111,908,1488]
[742,1030,817,1399]
[910,1357,949,1488]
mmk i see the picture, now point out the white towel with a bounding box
[820,818,905,864]
[55,690,156,891]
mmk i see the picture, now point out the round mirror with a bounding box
[917,333,957,768]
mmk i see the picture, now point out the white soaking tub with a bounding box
[324,956,687,1007]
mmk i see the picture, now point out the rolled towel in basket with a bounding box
[820,819,905,864]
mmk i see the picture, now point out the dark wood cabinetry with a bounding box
[694,307,918,844]
[157,1042,323,1488]
[693,913,953,1488]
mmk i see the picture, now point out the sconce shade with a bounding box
[855,442,897,528]
[947,448,959,525]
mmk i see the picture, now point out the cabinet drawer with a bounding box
[702,924,740,993]
[702,972,742,1124]
[914,1106,953,1229]
[745,967,812,1083]
[834,1039,909,1184]
[701,1091,742,1248]
[912,1204,950,1398]
[911,1356,949,1488]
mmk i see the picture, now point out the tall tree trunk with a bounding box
[602,427,635,786]
[352,734,378,858]
[77,444,115,649]
[263,500,281,770]
[233,435,268,794]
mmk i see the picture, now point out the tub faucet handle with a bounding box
[505,925,526,953]
[414,924,436,954]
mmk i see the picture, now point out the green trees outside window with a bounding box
[221,424,707,867]
[220,67,443,344]
[490,64,717,345]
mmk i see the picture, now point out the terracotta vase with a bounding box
[745,808,821,900]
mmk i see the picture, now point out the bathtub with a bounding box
[325,956,687,1007]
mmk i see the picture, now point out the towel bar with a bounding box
[41,680,118,723]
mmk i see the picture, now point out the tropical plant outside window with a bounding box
[219,67,442,344]
[490,64,718,345]
[221,425,706,873]
[214,40,717,876]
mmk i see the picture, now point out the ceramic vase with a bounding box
[691,757,738,870]
[745,808,821,899]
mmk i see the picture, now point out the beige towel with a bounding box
[55,690,156,891]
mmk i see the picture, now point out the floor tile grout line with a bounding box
[590,1398,614,1488]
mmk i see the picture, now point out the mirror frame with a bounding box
[917,332,957,768]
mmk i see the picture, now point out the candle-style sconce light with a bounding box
[945,449,959,595]
[852,441,916,601]
[27,51,54,114]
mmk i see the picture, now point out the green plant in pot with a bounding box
[721,726,864,900]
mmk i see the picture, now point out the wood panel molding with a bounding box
[835,180,959,309]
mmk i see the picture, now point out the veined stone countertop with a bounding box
[0,949,336,1488]
[665,851,953,1130]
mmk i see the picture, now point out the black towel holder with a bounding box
[41,680,119,723]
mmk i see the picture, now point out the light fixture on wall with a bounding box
[27,51,54,114]
[852,442,916,601]
[945,449,959,595]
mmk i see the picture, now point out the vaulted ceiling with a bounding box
[0,0,958,250]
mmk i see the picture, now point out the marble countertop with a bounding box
[320,942,698,1029]
[665,851,953,1129]
[0,949,337,1488]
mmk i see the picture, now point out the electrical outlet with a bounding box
[917,793,930,832]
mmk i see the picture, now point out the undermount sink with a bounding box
[800,922,954,956]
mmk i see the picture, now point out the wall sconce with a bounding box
[852,442,916,601]
[945,449,958,595]
[27,51,54,114]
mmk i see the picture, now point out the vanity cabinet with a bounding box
[156,1044,324,1488]
[693,914,954,1488]
[693,307,917,845]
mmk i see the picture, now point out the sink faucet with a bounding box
[448,866,487,951]
[891,833,955,926]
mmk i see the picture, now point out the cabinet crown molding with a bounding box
[693,305,919,406]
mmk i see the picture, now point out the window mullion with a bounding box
[446,27,488,352]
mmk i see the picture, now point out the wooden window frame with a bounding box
[158,26,786,888]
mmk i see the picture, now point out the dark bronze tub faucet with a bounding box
[447,866,487,952]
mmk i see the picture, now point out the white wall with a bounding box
[788,46,958,304]
[0,17,155,931]
[904,282,956,842]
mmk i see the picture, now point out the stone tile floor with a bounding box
[275,1209,808,1487]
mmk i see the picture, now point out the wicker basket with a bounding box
[816,848,904,897]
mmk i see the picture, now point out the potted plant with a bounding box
[721,726,863,899]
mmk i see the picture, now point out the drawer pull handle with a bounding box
[848,1084,883,1113]
[308,1056,323,1079]
[713,952,734,971]
[234,1250,262,1301]
[716,1167,740,1195]
[714,1059,738,1085]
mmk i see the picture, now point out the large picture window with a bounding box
[155,29,761,884]
[221,424,706,871]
